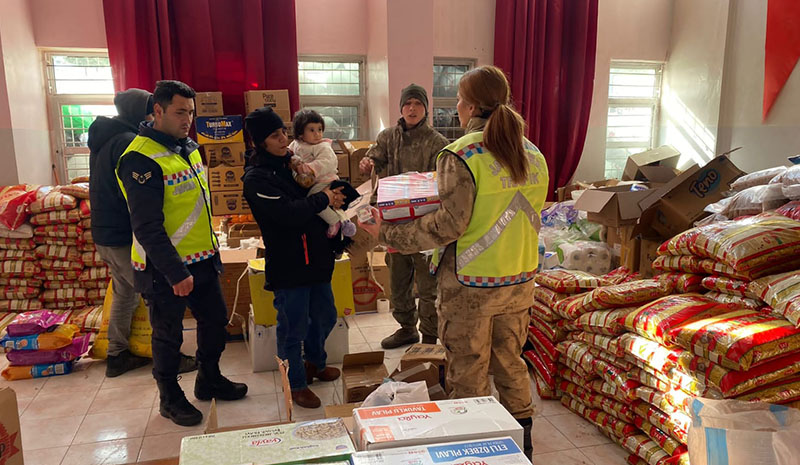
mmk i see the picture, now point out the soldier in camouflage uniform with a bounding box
[359,84,449,349]
[360,66,548,460]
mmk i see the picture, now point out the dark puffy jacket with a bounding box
[88,88,152,247]
[242,148,336,290]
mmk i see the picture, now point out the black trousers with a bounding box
[143,263,228,384]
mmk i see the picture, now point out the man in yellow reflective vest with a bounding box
[116,80,247,427]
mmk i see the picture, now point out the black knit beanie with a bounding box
[400,83,429,114]
[244,107,285,146]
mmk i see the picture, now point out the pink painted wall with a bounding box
[366,0,390,138]
[0,32,20,187]
[30,0,107,48]
[295,0,368,56]
[572,0,674,183]
[387,0,435,129]
[433,0,495,66]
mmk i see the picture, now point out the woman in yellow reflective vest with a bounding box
[360,65,549,459]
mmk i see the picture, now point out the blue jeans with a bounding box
[273,283,338,391]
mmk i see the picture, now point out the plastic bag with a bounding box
[90,280,152,359]
[1,361,74,380]
[6,310,68,337]
[771,164,800,200]
[688,398,800,465]
[541,201,580,228]
[0,185,36,230]
[534,269,609,294]
[6,334,90,365]
[361,381,429,408]
[721,185,775,218]
[732,166,787,191]
[748,271,800,327]
[1,324,78,350]
[555,241,612,275]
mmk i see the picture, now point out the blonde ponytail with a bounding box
[484,103,528,185]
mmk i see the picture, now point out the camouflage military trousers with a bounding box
[439,306,533,418]
[386,252,438,338]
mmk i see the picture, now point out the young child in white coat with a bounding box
[289,109,356,238]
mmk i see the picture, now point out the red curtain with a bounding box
[494,0,598,199]
[102,0,300,118]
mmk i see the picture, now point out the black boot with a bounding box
[194,363,248,401]
[105,349,150,378]
[157,380,203,427]
[517,417,533,460]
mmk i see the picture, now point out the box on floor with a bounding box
[342,351,389,403]
[349,250,391,313]
[0,388,23,465]
[353,396,523,452]
[400,343,447,388]
[351,437,531,465]
[218,248,256,336]
[248,311,350,372]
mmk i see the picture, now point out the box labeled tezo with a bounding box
[208,165,245,191]
[377,172,440,223]
[195,92,224,117]
[351,437,531,465]
[196,116,244,144]
[353,397,523,451]
[210,191,250,216]
[179,418,355,465]
[204,142,246,167]
[245,89,290,114]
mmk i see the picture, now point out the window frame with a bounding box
[42,49,115,183]
[432,58,476,141]
[604,60,664,178]
[297,54,367,141]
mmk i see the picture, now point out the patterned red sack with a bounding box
[529,314,568,343]
[522,350,555,389]
[560,380,636,423]
[534,286,569,308]
[40,288,87,302]
[80,267,109,281]
[81,230,94,244]
[559,340,641,400]
[0,278,42,288]
[71,176,90,184]
[79,200,91,219]
[560,395,638,439]
[603,266,636,285]
[552,291,592,319]
[0,299,43,311]
[38,259,83,271]
[533,372,559,400]
[34,225,82,238]
[704,291,763,310]
[81,251,104,267]
[528,325,558,362]
[29,191,77,213]
[656,272,704,293]
[81,279,110,289]
[635,386,693,418]
[534,269,610,294]
[777,200,800,220]
[749,271,800,327]
[43,281,81,290]
[633,416,687,456]
[0,238,36,250]
[567,331,626,357]
[0,261,41,278]
[79,218,91,229]
[35,245,81,261]
[557,363,592,385]
[620,434,689,465]
[34,236,79,246]
[0,185,36,230]
[58,183,89,200]
[0,250,36,261]
[587,346,635,371]
[702,275,755,298]
[29,209,81,225]
[0,286,40,300]
[632,401,690,444]
[573,307,638,336]
[40,270,81,281]
[734,374,800,404]
[623,294,731,346]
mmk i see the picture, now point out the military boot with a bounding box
[194,363,248,401]
[157,380,202,427]
[518,417,533,460]
[380,326,420,349]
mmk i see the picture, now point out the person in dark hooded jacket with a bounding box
[88,88,196,378]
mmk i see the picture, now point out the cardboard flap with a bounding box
[390,362,439,388]
[623,145,681,181]
[638,163,701,211]
[343,351,385,368]
[638,165,680,183]
[574,189,618,213]
[324,402,362,419]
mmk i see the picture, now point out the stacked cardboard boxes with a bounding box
[244,89,293,135]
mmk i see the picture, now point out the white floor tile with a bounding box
[60,437,143,465]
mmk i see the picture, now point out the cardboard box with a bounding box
[208,165,245,192]
[342,352,389,403]
[391,362,440,389]
[195,92,224,117]
[337,153,350,180]
[248,315,350,372]
[639,238,662,278]
[400,343,447,388]
[351,437,531,465]
[179,418,355,465]
[377,172,440,223]
[638,155,745,238]
[622,145,681,183]
[210,191,250,216]
[274,108,292,123]
[0,388,23,465]
[204,142,246,167]
[557,179,620,203]
[219,248,256,336]
[574,184,653,227]
[249,257,355,326]
[353,397,523,451]
[350,251,390,313]
[348,147,373,187]
[196,116,244,145]
[245,89,290,114]
[226,222,261,248]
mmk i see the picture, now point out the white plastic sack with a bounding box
[360,381,429,408]
[688,398,800,465]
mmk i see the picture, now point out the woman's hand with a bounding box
[358,207,382,238]
[323,186,346,208]
[296,163,313,175]
[359,157,374,175]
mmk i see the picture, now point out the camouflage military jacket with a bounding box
[366,118,449,176]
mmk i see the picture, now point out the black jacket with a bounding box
[117,122,221,294]
[88,89,152,247]
[242,148,335,290]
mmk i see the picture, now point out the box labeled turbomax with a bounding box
[196,116,244,144]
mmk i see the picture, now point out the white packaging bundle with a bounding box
[771,165,800,200]
[353,396,523,451]
[555,241,611,275]
[351,437,531,465]
[688,398,800,465]
[731,166,787,191]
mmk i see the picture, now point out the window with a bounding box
[43,51,116,182]
[433,59,474,141]
[604,61,664,179]
[298,57,365,141]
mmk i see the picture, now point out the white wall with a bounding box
[717,0,800,172]
[659,0,730,167]
[573,0,673,182]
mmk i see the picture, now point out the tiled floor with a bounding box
[2,312,628,465]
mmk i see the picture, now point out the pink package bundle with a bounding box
[6,333,90,366]
[376,172,440,223]
[6,310,68,337]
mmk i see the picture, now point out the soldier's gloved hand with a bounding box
[173,275,194,297]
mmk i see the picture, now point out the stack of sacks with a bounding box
[700,166,799,225]
[0,234,42,311]
[29,185,109,309]
[652,213,800,307]
[0,310,90,381]
[554,278,686,465]
[525,270,612,399]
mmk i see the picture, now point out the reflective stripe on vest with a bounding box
[432,132,549,287]
[116,135,218,271]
